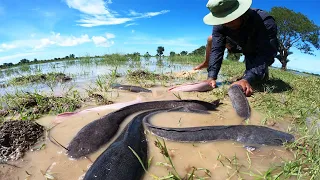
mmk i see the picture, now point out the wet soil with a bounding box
[0,120,45,162]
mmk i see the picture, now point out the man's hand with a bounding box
[231,79,253,97]
[204,78,217,88]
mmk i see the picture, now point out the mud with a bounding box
[0,120,45,162]
[0,86,295,180]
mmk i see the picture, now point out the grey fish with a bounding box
[228,84,251,120]
[111,84,152,93]
[83,107,211,180]
[67,99,220,159]
[143,110,295,146]
[83,110,150,180]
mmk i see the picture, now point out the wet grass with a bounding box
[219,59,320,179]
[126,69,174,88]
[0,90,83,121]
[168,55,204,66]
[85,67,121,105]
[7,72,72,86]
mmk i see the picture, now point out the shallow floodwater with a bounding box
[0,57,207,96]
[0,86,294,180]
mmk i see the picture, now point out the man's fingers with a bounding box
[245,85,253,96]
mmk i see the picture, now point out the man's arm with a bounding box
[241,17,277,84]
[207,26,226,80]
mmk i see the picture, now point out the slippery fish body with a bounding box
[144,110,295,146]
[83,110,150,180]
[168,81,213,92]
[84,107,212,180]
[67,100,219,158]
[54,97,143,124]
[228,84,251,120]
[111,84,152,93]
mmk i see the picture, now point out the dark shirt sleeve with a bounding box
[207,26,226,80]
[242,18,277,84]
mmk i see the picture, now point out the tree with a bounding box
[69,54,75,59]
[133,52,140,56]
[144,52,151,57]
[157,46,165,57]
[180,51,188,56]
[19,59,30,64]
[190,45,206,55]
[270,7,320,70]
[169,51,176,56]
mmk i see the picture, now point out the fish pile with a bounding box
[52,83,295,180]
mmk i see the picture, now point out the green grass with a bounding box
[219,59,320,179]
[6,72,72,86]
[126,69,174,88]
[0,90,83,121]
[167,55,204,65]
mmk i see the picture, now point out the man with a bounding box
[194,0,279,97]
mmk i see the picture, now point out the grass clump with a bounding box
[0,90,83,121]
[7,72,72,86]
[168,55,204,65]
[126,69,173,88]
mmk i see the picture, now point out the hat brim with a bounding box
[203,0,252,25]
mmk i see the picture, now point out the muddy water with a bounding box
[0,87,294,180]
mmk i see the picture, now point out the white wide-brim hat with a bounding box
[203,0,252,25]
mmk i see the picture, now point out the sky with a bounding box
[0,0,319,74]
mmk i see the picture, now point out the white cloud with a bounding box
[128,10,141,16]
[34,38,56,49]
[57,34,91,46]
[139,10,170,18]
[65,0,111,15]
[131,30,135,33]
[34,32,91,49]
[92,33,115,47]
[1,32,115,55]
[92,36,114,47]
[0,32,94,52]
[1,43,16,50]
[78,15,132,27]
[106,33,115,39]
[64,0,170,27]
[125,23,138,27]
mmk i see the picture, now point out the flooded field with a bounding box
[0,56,204,96]
[0,56,296,180]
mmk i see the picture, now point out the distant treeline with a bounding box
[0,45,210,70]
[0,54,78,69]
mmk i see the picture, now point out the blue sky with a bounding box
[0,0,319,74]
